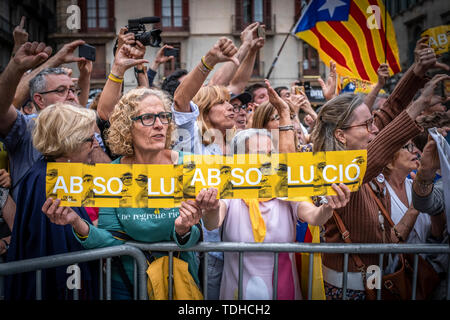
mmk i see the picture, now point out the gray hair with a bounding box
[230,128,272,154]
[29,68,68,104]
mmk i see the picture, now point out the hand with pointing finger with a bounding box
[13,16,29,55]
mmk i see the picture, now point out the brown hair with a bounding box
[311,93,365,152]
[251,101,301,151]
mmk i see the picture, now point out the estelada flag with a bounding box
[292,0,401,83]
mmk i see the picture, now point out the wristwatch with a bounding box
[134,67,145,74]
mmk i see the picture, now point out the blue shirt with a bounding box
[0,110,43,202]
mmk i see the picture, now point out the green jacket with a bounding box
[73,153,201,287]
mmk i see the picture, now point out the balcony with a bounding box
[154,16,190,38]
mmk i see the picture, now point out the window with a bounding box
[302,43,319,76]
[235,0,272,32]
[163,42,181,77]
[154,0,189,32]
[91,44,106,79]
[80,0,114,32]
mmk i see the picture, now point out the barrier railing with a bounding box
[0,245,148,300]
[1,242,449,300]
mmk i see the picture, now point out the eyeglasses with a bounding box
[232,105,248,113]
[341,117,376,133]
[131,112,172,126]
[83,135,95,146]
[402,143,417,153]
[39,86,81,97]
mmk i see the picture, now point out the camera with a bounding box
[126,17,162,47]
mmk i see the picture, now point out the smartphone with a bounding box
[293,85,305,95]
[79,44,96,61]
[257,25,266,39]
[163,48,179,57]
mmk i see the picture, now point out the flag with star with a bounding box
[292,0,401,83]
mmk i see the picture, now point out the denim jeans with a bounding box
[206,254,224,300]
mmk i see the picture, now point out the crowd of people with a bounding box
[0,18,449,301]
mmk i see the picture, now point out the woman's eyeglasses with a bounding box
[232,105,249,113]
[402,143,417,153]
[131,112,173,126]
[341,117,376,133]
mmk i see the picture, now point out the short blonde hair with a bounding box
[32,103,96,158]
[192,85,230,146]
[106,87,173,156]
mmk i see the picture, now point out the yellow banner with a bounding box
[421,25,450,55]
[46,151,367,208]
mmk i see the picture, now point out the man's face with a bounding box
[231,98,247,129]
[34,74,79,110]
[252,87,269,105]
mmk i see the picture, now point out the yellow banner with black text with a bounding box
[46,151,367,208]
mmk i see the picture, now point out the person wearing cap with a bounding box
[230,91,252,130]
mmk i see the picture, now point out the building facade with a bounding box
[389,0,450,70]
[0,0,56,72]
[50,0,327,102]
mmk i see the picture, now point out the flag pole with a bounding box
[265,18,299,80]
[384,0,387,63]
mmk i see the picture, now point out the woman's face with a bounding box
[391,141,421,173]
[66,126,97,163]
[266,110,279,130]
[131,95,169,153]
[340,104,379,150]
[206,101,235,131]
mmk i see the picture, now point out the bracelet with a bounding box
[108,72,124,83]
[75,231,88,239]
[201,56,214,71]
[278,125,294,131]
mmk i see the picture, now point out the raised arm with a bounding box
[96,43,149,120]
[373,37,436,130]
[265,79,296,154]
[228,35,265,94]
[363,74,449,183]
[11,16,28,57]
[0,42,52,137]
[12,39,86,110]
[364,63,389,110]
[208,22,258,87]
[173,37,239,113]
[318,61,337,101]
[77,59,93,107]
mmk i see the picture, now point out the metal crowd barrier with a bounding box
[0,245,148,300]
[0,242,449,300]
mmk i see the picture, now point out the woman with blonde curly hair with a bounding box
[42,87,214,300]
[6,103,99,300]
